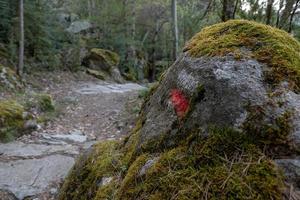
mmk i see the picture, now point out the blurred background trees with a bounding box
[0,0,299,82]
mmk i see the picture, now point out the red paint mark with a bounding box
[170,89,189,119]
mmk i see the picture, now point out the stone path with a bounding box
[0,81,145,200]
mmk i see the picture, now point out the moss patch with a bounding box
[184,20,300,91]
[59,127,285,200]
[0,100,25,142]
[35,94,55,112]
[90,48,120,67]
[58,141,124,200]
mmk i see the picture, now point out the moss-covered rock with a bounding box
[184,20,300,92]
[86,68,105,80]
[59,20,300,199]
[0,100,26,142]
[0,65,23,92]
[89,48,120,68]
[83,48,124,83]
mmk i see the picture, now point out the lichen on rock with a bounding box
[59,20,300,199]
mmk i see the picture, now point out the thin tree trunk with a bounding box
[288,0,300,33]
[266,0,274,25]
[233,0,240,19]
[279,0,296,31]
[276,0,284,27]
[148,22,160,82]
[87,0,92,18]
[17,0,24,77]
[172,0,178,60]
[221,0,235,21]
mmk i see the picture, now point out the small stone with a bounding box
[98,177,113,187]
[50,188,57,195]
[139,158,158,177]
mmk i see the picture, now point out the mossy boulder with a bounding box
[59,20,300,199]
[83,48,124,83]
[0,65,22,92]
[0,100,27,142]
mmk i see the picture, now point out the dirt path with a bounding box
[0,76,145,200]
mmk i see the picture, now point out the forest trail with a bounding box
[0,79,145,199]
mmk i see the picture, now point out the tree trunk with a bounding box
[87,0,92,18]
[266,0,274,25]
[279,0,296,31]
[276,0,284,27]
[172,0,179,60]
[17,0,24,77]
[221,0,235,21]
[288,0,300,33]
[148,22,160,82]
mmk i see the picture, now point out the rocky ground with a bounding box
[0,72,146,200]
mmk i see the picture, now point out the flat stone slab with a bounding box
[43,134,87,143]
[76,83,146,94]
[0,142,79,157]
[0,155,75,199]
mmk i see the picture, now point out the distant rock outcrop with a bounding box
[59,20,300,200]
[66,20,92,34]
[83,48,124,83]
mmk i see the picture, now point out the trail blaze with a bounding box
[170,89,189,119]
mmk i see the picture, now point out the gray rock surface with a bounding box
[76,82,146,95]
[276,158,300,189]
[0,155,74,199]
[138,54,300,150]
[0,142,79,157]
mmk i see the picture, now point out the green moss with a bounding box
[242,106,292,149]
[90,48,120,67]
[116,154,149,199]
[36,94,55,112]
[0,100,25,142]
[60,126,285,199]
[86,68,106,80]
[117,128,284,200]
[184,20,300,91]
[59,141,124,200]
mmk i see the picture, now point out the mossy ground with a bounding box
[59,127,285,200]
[0,100,25,142]
[184,20,300,92]
[0,93,56,142]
